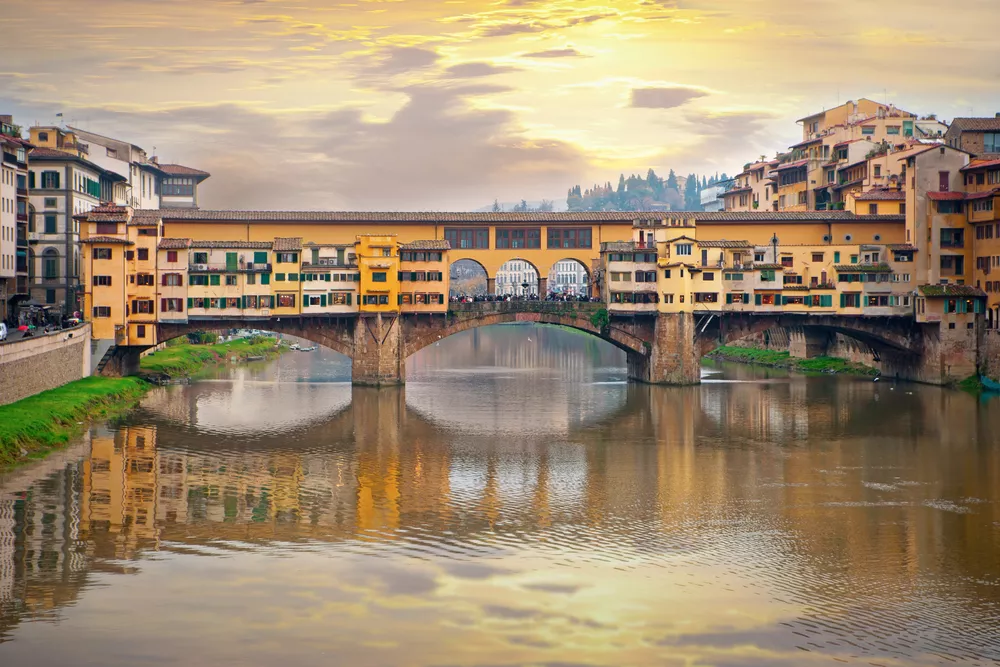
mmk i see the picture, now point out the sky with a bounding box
[1,0,999,211]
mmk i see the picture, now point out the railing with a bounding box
[940,241,964,249]
[16,187,27,197]
[449,300,604,315]
[188,262,273,272]
[302,258,357,268]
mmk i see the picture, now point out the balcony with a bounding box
[16,187,27,197]
[16,213,27,223]
[188,262,273,273]
[27,231,42,242]
[302,258,356,269]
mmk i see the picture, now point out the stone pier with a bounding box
[788,327,830,359]
[352,314,405,386]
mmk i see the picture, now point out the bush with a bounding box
[187,331,218,345]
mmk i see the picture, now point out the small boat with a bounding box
[299,346,317,352]
[289,343,301,351]
[981,374,1000,393]
[246,355,265,361]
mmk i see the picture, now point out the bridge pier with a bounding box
[352,313,405,386]
[629,312,701,385]
[788,327,829,359]
[97,345,143,377]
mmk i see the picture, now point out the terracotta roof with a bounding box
[753,263,784,270]
[833,139,864,148]
[664,235,698,244]
[834,263,893,272]
[948,118,1000,133]
[274,237,302,251]
[81,235,134,245]
[158,238,192,250]
[399,240,451,250]
[29,146,76,159]
[158,163,210,178]
[833,178,865,190]
[898,143,970,160]
[927,191,965,201]
[961,158,1000,171]
[723,187,752,195]
[783,285,810,291]
[838,159,867,172]
[966,189,1000,201]
[87,204,131,222]
[775,159,809,171]
[132,209,905,225]
[887,244,917,251]
[790,136,822,148]
[855,188,906,201]
[918,284,986,297]
[697,240,751,248]
[749,162,769,171]
[659,261,698,269]
[190,240,272,249]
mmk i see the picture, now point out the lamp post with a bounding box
[771,233,779,264]
[521,281,529,297]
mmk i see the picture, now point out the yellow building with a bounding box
[356,234,400,313]
[398,240,449,313]
[963,158,1000,326]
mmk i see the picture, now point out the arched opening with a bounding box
[495,258,539,297]
[449,259,487,298]
[42,247,59,281]
[546,258,590,299]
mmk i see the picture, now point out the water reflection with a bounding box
[0,325,999,666]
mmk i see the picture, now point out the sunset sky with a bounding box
[2,0,998,210]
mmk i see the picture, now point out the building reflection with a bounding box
[1,376,999,650]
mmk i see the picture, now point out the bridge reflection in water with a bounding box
[2,361,1000,665]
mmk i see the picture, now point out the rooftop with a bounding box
[399,240,451,250]
[697,240,752,248]
[926,191,966,201]
[189,240,272,249]
[159,163,211,179]
[834,263,893,273]
[918,284,987,297]
[274,237,303,251]
[158,238,192,250]
[948,117,1000,133]
[81,235,134,245]
[855,188,906,201]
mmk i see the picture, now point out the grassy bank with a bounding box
[0,377,149,467]
[140,336,281,378]
[706,345,879,377]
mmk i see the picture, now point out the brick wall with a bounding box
[981,331,1000,384]
[0,324,92,405]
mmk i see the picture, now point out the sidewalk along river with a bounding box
[0,336,286,467]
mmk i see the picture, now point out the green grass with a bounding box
[957,375,984,393]
[139,336,281,377]
[707,345,878,377]
[0,377,149,467]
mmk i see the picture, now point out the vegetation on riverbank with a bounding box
[139,336,282,378]
[0,377,149,467]
[706,345,879,377]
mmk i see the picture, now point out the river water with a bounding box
[1,324,999,667]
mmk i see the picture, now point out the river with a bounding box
[1,324,999,666]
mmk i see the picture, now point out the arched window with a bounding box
[43,248,59,280]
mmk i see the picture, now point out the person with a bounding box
[0,322,7,342]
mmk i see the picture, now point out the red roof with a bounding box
[926,191,965,201]
[833,139,864,148]
[965,189,999,201]
[775,159,809,171]
[790,137,822,149]
[961,158,1000,172]
[159,163,210,178]
[29,146,76,159]
[81,235,134,245]
[855,188,906,201]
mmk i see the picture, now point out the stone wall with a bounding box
[979,331,1000,384]
[0,324,92,406]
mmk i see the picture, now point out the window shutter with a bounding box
[725,293,732,304]
[203,297,210,309]
[187,297,193,309]
[254,251,267,264]
[347,293,352,306]
[261,273,270,285]
[754,293,761,306]
[161,299,167,311]
[840,294,846,308]
[320,294,327,307]
[210,274,220,286]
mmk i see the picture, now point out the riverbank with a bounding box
[706,345,879,377]
[0,376,149,467]
[139,336,283,379]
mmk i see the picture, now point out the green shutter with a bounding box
[755,293,761,306]
[261,273,270,285]
[833,252,840,263]
[840,294,846,308]
[725,293,732,304]
[254,251,267,264]
[347,293,352,306]
[210,274,220,286]
[203,297,210,309]
[320,294,327,307]
[957,299,967,314]
[289,273,298,282]
[187,297,194,309]
[744,293,750,304]
[821,295,832,307]
[275,273,285,281]
[226,252,238,271]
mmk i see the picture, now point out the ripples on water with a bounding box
[1,324,999,666]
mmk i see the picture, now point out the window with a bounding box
[445,228,490,249]
[754,252,765,262]
[208,274,220,286]
[136,273,154,286]
[276,252,298,263]
[939,171,950,191]
[985,133,1000,154]
[973,199,995,213]
[635,271,657,282]
[663,294,674,304]
[702,272,715,281]
[162,273,182,286]
[675,243,692,256]
[861,126,875,135]
[760,269,776,282]
[783,275,803,285]
[131,299,154,314]
[137,248,149,261]
[189,274,208,286]
[41,171,60,189]
[94,275,112,286]
[331,292,352,306]
[136,227,157,237]
[495,228,541,249]
[162,177,195,197]
[225,275,238,286]
[868,203,878,215]
[546,227,592,249]
[288,273,299,282]
[161,298,184,312]
[277,293,296,308]
[43,197,56,208]
[723,272,743,281]
[136,325,147,338]
[44,214,57,234]
[840,293,861,308]
[165,250,178,263]
[940,228,964,248]
[372,272,387,282]
[93,306,111,318]
[93,247,112,261]
[95,222,117,235]
[275,273,285,281]
[693,292,718,303]
[663,270,671,279]
[886,126,900,135]
[192,252,208,264]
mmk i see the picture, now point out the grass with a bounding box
[140,336,281,377]
[707,345,879,377]
[957,375,984,394]
[0,377,149,467]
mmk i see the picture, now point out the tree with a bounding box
[536,199,554,212]
[666,169,678,191]
[684,173,700,211]
[492,199,502,212]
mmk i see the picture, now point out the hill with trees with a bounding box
[565,169,729,212]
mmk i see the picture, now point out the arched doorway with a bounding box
[495,259,539,297]
[547,258,590,298]
[449,259,487,298]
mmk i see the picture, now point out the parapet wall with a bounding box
[0,324,92,406]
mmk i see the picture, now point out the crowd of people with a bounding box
[449,292,601,304]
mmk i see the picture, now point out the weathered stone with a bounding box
[0,324,92,405]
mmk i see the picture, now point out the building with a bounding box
[548,259,589,295]
[944,116,1000,157]
[0,117,31,323]
[701,184,725,212]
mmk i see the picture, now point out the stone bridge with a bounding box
[98,302,973,386]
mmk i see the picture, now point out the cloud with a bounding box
[629,86,708,109]
[479,21,550,38]
[356,46,441,79]
[521,48,587,58]
[444,62,520,78]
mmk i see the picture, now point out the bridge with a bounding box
[100,301,962,385]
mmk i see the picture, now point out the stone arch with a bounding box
[155,316,356,359]
[448,258,488,297]
[546,257,591,297]
[494,257,541,296]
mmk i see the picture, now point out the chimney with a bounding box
[150,155,159,164]
[0,115,12,125]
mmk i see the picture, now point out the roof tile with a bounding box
[82,235,134,245]
[273,237,302,251]
[918,284,987,297]
[399,240,451,250]
[158,238,192,250]
[190,240,272,249]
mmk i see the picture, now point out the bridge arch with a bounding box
[156,316,356,359]
[495,257,540,297]
[449,258,488,297]
[546,257,591,297]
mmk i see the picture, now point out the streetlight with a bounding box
[521,281,529,297]
[771,233,779,264]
